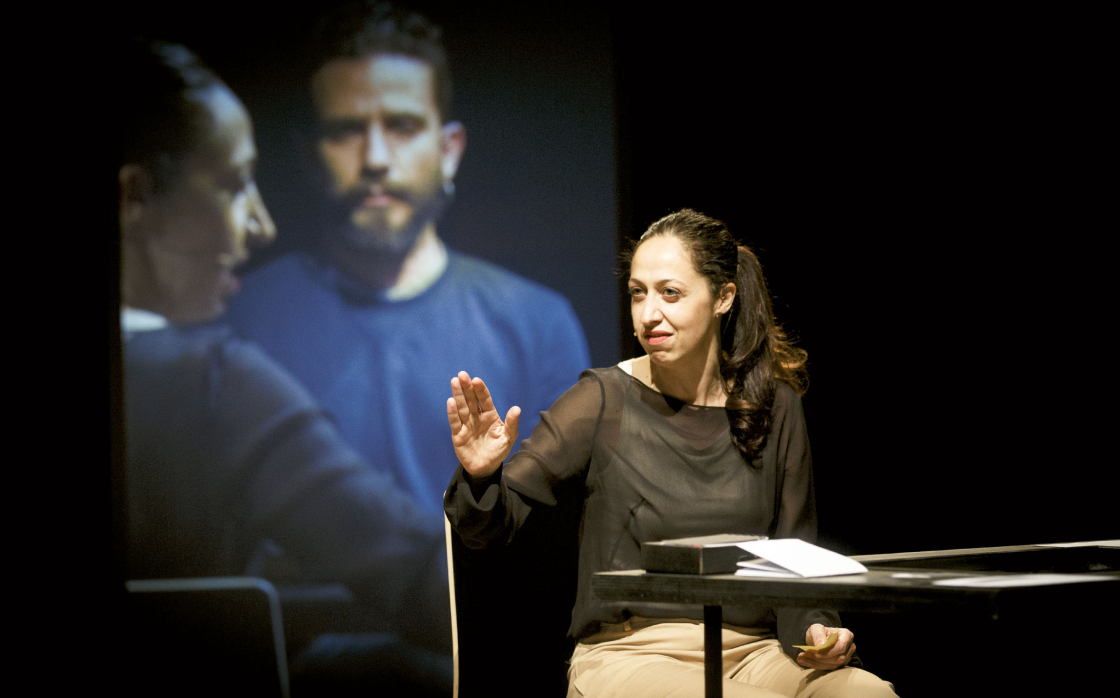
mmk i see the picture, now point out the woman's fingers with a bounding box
[505,405,521,444]
[796,626,856,671]
[458,372,507,422]
[450,375,472,427]
[457,371,480,418]
[447,373,518,479]
[447,396,464,433]
[805,624,829,646]
[451,372,504,432]
[823,628,854,660]
[472,376,497,415]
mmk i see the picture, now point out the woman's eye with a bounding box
[662,288,680,298]
[219,170,255,196]
[628,287,645,298]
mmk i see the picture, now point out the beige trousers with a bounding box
[567,618,897,698]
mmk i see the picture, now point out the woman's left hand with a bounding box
[796,624,856,671]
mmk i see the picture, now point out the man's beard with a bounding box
[325,184,450,258]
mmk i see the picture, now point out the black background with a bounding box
[614,7,1114,556]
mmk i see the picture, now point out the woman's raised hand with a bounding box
[447,371,521,479]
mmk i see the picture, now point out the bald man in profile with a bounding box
[119,38,453,696]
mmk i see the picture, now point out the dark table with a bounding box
[591,542,1120,698]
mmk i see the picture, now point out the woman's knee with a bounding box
[800,666,897,698]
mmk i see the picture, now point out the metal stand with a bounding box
[704,604,722,698]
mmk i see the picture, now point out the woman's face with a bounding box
[628,234,733,369]
[142,85,276,323]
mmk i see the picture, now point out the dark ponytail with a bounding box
[721,246,808,463]
[629,209,807,465]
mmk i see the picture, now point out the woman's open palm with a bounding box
[447,371,521,478]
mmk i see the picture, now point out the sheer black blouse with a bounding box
[445,366,838,654]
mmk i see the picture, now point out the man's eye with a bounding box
[385,116,424,135]
[321,122,365,141]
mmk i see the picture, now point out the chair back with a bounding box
[126,576,290,697]
[444,498,582,698]
[445,515,461,698]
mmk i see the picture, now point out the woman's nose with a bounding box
[246,184,276,245]
[639,300,663,326]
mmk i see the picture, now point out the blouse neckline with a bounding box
[612,365,726,411]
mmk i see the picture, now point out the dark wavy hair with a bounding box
[118,39,223,194]
[626,209,808,464]
[307,1,453,121]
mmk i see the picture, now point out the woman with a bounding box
[445,209,895,697]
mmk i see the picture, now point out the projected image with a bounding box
[118,2,616,694]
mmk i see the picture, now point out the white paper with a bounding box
[1036,540,1120,549]
[735,560,801,578]
[656,533,767,548]
[735,568,801,578]
[933,573,1115,588]
[734,539,868,578]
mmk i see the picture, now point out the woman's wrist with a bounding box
[464,462,502,500]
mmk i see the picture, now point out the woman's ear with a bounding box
[717,282,736,316]
[119,164,153,234]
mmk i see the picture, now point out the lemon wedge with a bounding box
[793,631,838,652]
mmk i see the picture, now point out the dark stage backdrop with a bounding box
[615,8,1115,557]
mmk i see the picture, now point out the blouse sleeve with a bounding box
[444,369,607,549]
[772,382,817,542]
[770,383,845,658]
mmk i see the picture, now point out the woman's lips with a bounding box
[645,332,670,345]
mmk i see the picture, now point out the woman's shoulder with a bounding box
[772,378,806,420]
[774,378,800,400]
[614,354,653,387]
[576,364,631,391]
[552,364,634,408]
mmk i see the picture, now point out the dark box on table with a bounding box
[640,534,766,575]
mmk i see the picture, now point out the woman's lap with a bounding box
[567,620,895,698]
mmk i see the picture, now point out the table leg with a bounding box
[704,604,722,698]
